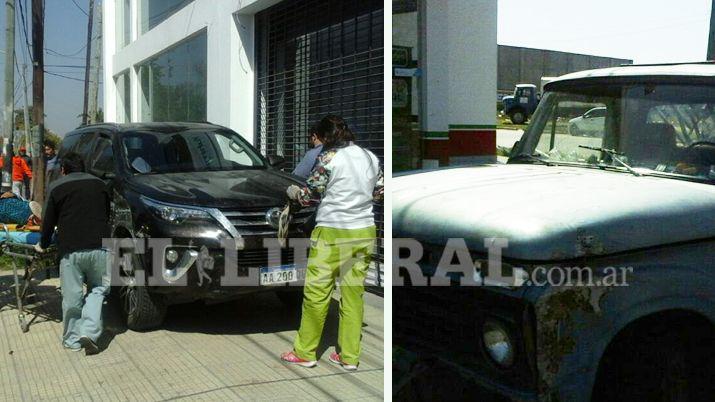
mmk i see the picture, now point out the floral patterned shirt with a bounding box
[296,147,384,207]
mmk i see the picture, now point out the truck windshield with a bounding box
[121,129,266,174]
[514,83,715,182]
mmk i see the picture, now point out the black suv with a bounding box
[51,122,313,330]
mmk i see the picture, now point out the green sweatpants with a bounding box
[293,225,376,365]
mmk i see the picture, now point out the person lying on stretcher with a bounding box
[0,192,42,227]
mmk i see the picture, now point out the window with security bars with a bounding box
[256,0,384,287]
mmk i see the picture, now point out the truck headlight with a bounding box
[141,196,212,225]
[482,319,515,367]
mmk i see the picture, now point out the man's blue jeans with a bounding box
[60,249,109,348]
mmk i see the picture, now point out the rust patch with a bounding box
[535,286,609,390]
[575,231,606,256]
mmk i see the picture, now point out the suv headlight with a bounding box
[482,319,516,368]
[140,196,212,225]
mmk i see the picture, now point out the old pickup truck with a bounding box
[393,63,715,401]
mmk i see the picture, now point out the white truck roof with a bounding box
[548,63,715,85]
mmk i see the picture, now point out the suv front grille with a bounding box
[236,247,295,268]
[220,206,314,236]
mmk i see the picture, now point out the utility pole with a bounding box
[31,0,45,203]
[87,1,102,124]
[709,0,715,60]
[3,0,16,192]
[82,0,95,125]
[21,63,30,152]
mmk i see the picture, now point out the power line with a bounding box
[70,0,88,16]
[45,64,86,68]
[45,44,87,58]
[45,70,101,84]
[17,0,33,63]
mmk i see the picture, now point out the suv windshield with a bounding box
[121,129,265,174]
[514,83,715,182]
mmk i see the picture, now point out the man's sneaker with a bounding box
[328,352,358,371]
[28,201,42,220]
[280,351,317,368]
[63,343,82,352]
[78,336,100,356]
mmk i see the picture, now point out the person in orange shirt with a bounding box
[0,152,33,200]
[18,147,32,199]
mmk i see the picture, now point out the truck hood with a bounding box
[393,164,715,261]
[127,169,301,209]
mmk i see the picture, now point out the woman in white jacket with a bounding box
[281,115,383,371]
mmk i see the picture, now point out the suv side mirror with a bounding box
[268,155,287,168]
[89,168,116,181]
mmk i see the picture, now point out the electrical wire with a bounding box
[45,44,87,58]
[17,0,33,63]
[45,64,86,68]
[45,70,101,84]
[69,0,88,16]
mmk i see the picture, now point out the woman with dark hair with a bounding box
[280,115,383,371]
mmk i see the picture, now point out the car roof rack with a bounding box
[619,61,715,67]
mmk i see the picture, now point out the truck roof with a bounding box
[546,62,715,90]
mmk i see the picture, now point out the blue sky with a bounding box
[0,0,99,137]
[2,1,715,137]
[498,0,712,63]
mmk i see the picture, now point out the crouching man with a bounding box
[35,152,111,355]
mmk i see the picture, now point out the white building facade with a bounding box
[103,0,384,162]
[103,0,385,283]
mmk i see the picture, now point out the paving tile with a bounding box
[0,271,384,401]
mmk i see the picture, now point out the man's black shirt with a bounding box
[40,172,110,259]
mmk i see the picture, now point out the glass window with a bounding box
[89,137,115,175]
[516,84,715,182]
[138,31,207,122]
[116,0,131,49]
[57,134,81,158]
[121,129,265,174]
[115,71,131,123]
[140,0,194,34]
[74,133,97,157]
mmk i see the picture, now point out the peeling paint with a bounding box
[575,231,606,256]
[535,286,608,390]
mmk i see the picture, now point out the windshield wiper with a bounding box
[509,153,555,166]
[578,145,641,177]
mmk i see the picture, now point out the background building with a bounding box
[498,45,632,98]
[103,0,385,286]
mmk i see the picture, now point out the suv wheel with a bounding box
[116,247,167,331]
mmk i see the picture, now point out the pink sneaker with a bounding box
[280,351,317,368]
[328,352,358,371]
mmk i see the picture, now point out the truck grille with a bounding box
[220,206,314,236]
[393,286,537,393]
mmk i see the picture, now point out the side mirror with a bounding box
[268,155,287,168]
[90,168,116,180]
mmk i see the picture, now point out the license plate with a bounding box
[260,264,299,285]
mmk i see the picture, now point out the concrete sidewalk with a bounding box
[0,273,383,401]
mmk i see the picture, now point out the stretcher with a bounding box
[1,223,57,332]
